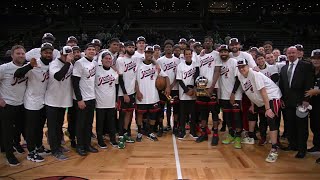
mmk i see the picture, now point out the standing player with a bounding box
[45,46,74,160]
[157,40,181,135]
[176,48,197,140]
[0,45,28,166]
[14,44,54,162]
[135,46,170,141]
[132,36,146,63]
[153,44,161,60]
[95,52,119,148]
[237,59,282,163]
[116,41,138,147]
[195,36,222,146]
[217,45,243,149]
[229,38,258,140]
[72,43,98,156]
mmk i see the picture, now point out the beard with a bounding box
[231,48,238,53]
[220,55,229,61]
[126,50,135,56]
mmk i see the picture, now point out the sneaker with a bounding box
[307,146,320,153]
[147,133,158,141]
[233,137,242,149]
[196,134,208,143]
[13,144,25,154]
[280,134,287,140]
[163,125,172,132]
[118,136,125,149]
[110,141,119,148]
[259,137,267,146]
[21,140,27,148]
[185,124,190,130]
[124,133,135,143]
[27,151,44,163]
[178,132,187,140]
[6,153,20,166]
[59,146,70,153]
[211,134,219,146]
[222,134,235,144]
[52,151,68,161]
[37,146,52,156]
[241,137,255,145]
[265,150,278,163]
[190,133,198,139]
[98,141,108,149]
[136,133,143,142]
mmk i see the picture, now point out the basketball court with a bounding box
[1,114,320,180]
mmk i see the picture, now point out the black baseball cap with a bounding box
[237,58,249,67]
[124,41,135,47]
[218,44,229,52]
[229,38,240,45]
[136,36,146,43]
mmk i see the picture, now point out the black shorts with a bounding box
[248,99,281,131]
[219,99,241,112]
[196,96,220,121]
[136,103,160,120]
[118,94,135,112]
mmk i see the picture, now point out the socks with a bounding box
[137,125,142,133]
[248,131,255,138]
[229,128,235,137]
[213,128,218,134]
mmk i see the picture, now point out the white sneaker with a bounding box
[241,137,255,145]
[265,150,278,163]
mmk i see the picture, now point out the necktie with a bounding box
[287,63,294,87]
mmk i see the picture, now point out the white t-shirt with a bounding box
[26,48,60,62]
[176,61,197,101]
[219,58,242,100]
[132,51,145,64]
[136,62,168,104]
[95,66,118,108]
[116,56,137,96]
[45,58,73,107]
[196,50,223,88]
[72,57,97,101]
[259,63,279,79]
[238,68,282,107]
[157,56,181,90]
[0,62,27,106]
[24,59,49,110]
[230,51,257,68]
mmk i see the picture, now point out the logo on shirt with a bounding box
[200,56,214,68]
[124,61,137,73]
[86,66,96,79]
[41,70,49,82]
[141,68,156,80]
[264,71,271,78]
[11,76,28,86]
[220,66,230,78]
[163,62,177,72]
[97,74,116,86]
[243,80,254,93]
[183,67,196,79]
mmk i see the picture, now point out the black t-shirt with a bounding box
[311,72,320,106]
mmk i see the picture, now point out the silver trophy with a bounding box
[195,76,209,97]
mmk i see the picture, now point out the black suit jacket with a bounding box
[279,60,314,108]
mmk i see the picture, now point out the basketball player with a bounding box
[66,46,82,148]
[237,59,281,163]
[153,44,161,60]
[116,41,138,147]
[133,36,146,62]
[217,45,243,149]
[135,46,170,141]
[0,45,28,166]
[26,33,60,61]
[228,38,258,140]
[195,36,222,146]
[14,43,54,162]
[95,52,119,148]
[176,48,197,140]
[66,36,78,47]
[157,40,181,135]
[45,46,74,160]
[72,43,98,156]
[173,45,181,59]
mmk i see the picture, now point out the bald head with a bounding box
[286,46,298,62]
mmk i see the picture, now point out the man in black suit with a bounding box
[279,46,314,158]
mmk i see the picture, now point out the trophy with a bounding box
[195,76,209,97]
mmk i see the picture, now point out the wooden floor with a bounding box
[1,114,320,180]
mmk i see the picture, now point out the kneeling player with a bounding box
[135,46,170,142]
